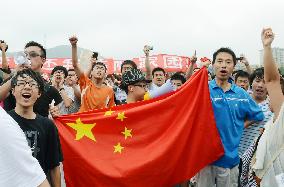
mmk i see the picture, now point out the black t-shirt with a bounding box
[4,83,62,117]
[8,110,63,175]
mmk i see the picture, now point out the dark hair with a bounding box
[152,67,166,77]
[51,66,68,78]
[212,47,237,66]
[249,67,264,86]
[235,70,250,82]
[92,62,107,72]
[121,60,137,72]
[11,68,45,93]
[170,73,186,84]
[24,41,46,59]
[68,68,75,73]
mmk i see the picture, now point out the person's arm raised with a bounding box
[185,53,197,80]
[262,28,284,119]
[241,56,252,75]
[0,41,9,70]
[69,36,83,78]
[144,45,152,80]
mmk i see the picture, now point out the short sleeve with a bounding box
[0,108,46,187]
[50,86,63,106]
[79,74,91,91]
[245,93,265,122]
[64,86,75,101]
[45,119,63,169]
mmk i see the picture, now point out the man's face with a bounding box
[153,71,166,86]
[66,70,78,86]
[24,46,45,72]
[52,70,65,84]
[121,64,133,74]
[12,75,41,108]
[171,79,183,89]
[236,76,249,90]
[213,52,235,81]
[252,77,267,101]
[128,81,148,101]
[91,65,106,79]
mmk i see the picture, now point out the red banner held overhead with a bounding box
[0,54,191,74]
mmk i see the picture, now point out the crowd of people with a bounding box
[0,28,283,187]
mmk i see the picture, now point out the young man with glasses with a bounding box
[0,41,62,118]
[7,68,62,187]
[120,68,175,104]
[69,36,115,112]
[65,69,81,113]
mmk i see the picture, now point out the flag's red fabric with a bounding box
[54,68,224,187]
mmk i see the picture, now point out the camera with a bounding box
[147,46,153,50]
[92,52,98,59]
[236,57,244,61]
[0,40,8,52]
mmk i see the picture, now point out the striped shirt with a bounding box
[239,98,273,156]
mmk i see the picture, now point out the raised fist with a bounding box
[261,28,274,47]
[69,36,78,46]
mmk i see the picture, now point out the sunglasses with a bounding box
[25,51,41,58]
[133,84,147,89]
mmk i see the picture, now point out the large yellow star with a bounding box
[116,112,127,121]
[66,118,96,142]
[122,127,132,139]
[114,143,124,154]
[104,109,115,116]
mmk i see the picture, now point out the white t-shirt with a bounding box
[253,102,284,187]
[0,107,46,187]
[59,85,76,115]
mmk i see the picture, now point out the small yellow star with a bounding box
[104,109,115,116]
[116,112,127,121]
[122,127,132,139]
[66,118,96,142]
[114,143,124,154]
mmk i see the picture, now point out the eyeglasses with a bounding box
[16,80,39,88]
[24,51,41,58]
[134,84,147,89]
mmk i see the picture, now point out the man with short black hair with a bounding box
[51,66,76,115]
[121,68,175,103]
[1,41,62,117]
[150,67,166,90]
[196,47,264,187]
[235,70,250,91]
[69,36,114,112]
[170,73,186,89]
[65,68,81,113]
[8,68,62,187]
[239,67,273,156]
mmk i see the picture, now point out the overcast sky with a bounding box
[1,0,283,64]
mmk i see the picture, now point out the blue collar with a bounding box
[211,78,237,93]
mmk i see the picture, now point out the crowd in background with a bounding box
[0,28,284,187]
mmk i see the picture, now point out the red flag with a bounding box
[54,67,224,187]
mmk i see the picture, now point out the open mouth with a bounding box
[220,70,227,74]
[22,93,32,99]
[255,89,264,94]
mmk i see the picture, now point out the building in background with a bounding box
[260,47,284,67]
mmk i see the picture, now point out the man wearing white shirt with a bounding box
[0,107,49,187]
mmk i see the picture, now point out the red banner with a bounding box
[0,54,191,74]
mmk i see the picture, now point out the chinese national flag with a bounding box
[54,67,224,187]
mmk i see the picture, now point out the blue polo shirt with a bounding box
[209,79,264,168]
